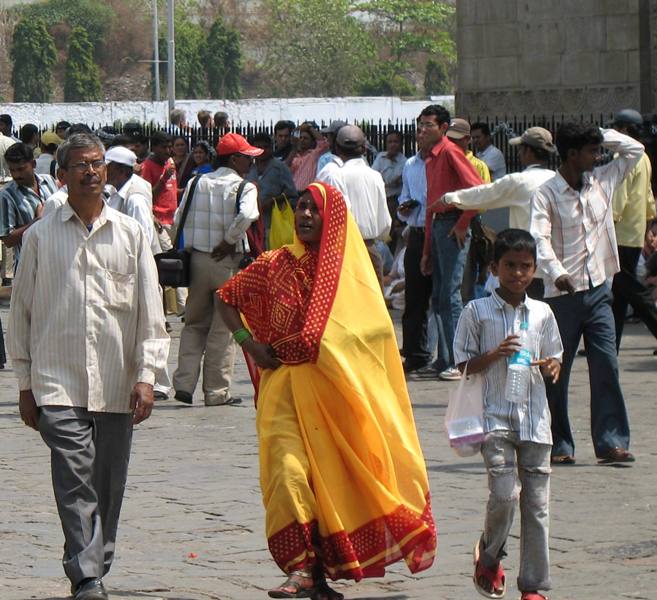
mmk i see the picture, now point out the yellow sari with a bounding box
[219,182,436,581]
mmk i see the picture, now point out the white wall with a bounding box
[0,96,455,128]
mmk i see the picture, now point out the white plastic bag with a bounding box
[444,363,485,457]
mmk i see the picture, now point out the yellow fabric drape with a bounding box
[257,211,436,581]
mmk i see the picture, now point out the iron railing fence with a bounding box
[16,112,657,182]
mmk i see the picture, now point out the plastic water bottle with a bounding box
[505,322,532,404]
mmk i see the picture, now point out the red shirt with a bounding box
[141,157,177,225]
[423,137,482,256]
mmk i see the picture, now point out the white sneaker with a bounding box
[438,367,462,381]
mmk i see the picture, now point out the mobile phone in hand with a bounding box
[399,199,420,210]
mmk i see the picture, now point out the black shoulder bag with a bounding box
[234,179,257,269]
[154,174,201,288]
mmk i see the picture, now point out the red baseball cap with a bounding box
[216,133,264,157]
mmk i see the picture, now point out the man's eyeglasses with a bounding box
[67,160,107,173]
[417,122,439,130]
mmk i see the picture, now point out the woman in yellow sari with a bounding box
[217,182,436,599]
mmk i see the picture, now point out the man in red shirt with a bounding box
[140,131,177,252]
[418,105,482,380]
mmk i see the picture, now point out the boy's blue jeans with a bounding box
[480,431,552,593]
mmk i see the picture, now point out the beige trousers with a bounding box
[173,250,241,405]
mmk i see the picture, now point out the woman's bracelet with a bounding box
[232,327,252,346]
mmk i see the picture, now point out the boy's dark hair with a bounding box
[471,122,490,136]
[555,122,603,162]
[419,104,450,125]
[5,142,34,164]
[0,114,13,129]
[493,228,537,263]
[150,130,172,147]
[55,120,71,131]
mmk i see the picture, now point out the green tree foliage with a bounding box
[357,62,416,97]
[206,17,242,100]
[357,0,455,95]
[358,0,455,63]
[424,58,451,95]
[261,0,376,97]
[159,17,208,99]
[22,0,115,59]
[64,26,102,102]
[10,18,57,102]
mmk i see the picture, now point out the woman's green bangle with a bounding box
[232,327,252,346]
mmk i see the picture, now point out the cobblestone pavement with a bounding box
[1,308,656,600]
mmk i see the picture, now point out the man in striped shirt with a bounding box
[8,133,169,600]
[0,142,58,268]
[530,122,643,465]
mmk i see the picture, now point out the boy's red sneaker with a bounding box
[473,542,506,598]
[520,593,549,600]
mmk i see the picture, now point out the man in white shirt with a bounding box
[35,131,64,176]
[443,126,556,298]
[471,122,507,181]
[0,114,19,142]
[173,133,261,406]
[316,120,346,175]
[0,131,18,180]
[530,123,643,465]
[8,133,169,600]
[317,125,391,286]
[104,146,157,250]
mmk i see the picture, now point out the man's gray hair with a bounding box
[56,133,105,169]
[170,108,186,126]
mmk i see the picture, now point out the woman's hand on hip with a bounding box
[243,339,281,370]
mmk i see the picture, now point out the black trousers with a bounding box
[612,245,657,351]
[401,227,433,365]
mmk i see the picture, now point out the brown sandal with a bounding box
[268,571,315,599]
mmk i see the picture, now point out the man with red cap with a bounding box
[172,133,261,406]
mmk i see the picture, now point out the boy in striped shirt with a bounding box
[453,229,562,600]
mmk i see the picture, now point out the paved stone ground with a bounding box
[1,307,656,600]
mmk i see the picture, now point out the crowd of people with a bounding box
[0,103,656,600]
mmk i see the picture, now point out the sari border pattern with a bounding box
[268,495,437,581]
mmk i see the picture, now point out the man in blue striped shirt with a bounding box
[0,142,58,269]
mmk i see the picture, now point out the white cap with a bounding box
[105,146,137,168]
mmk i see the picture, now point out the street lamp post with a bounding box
[167,0,175,114]
[152,0,160,102]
